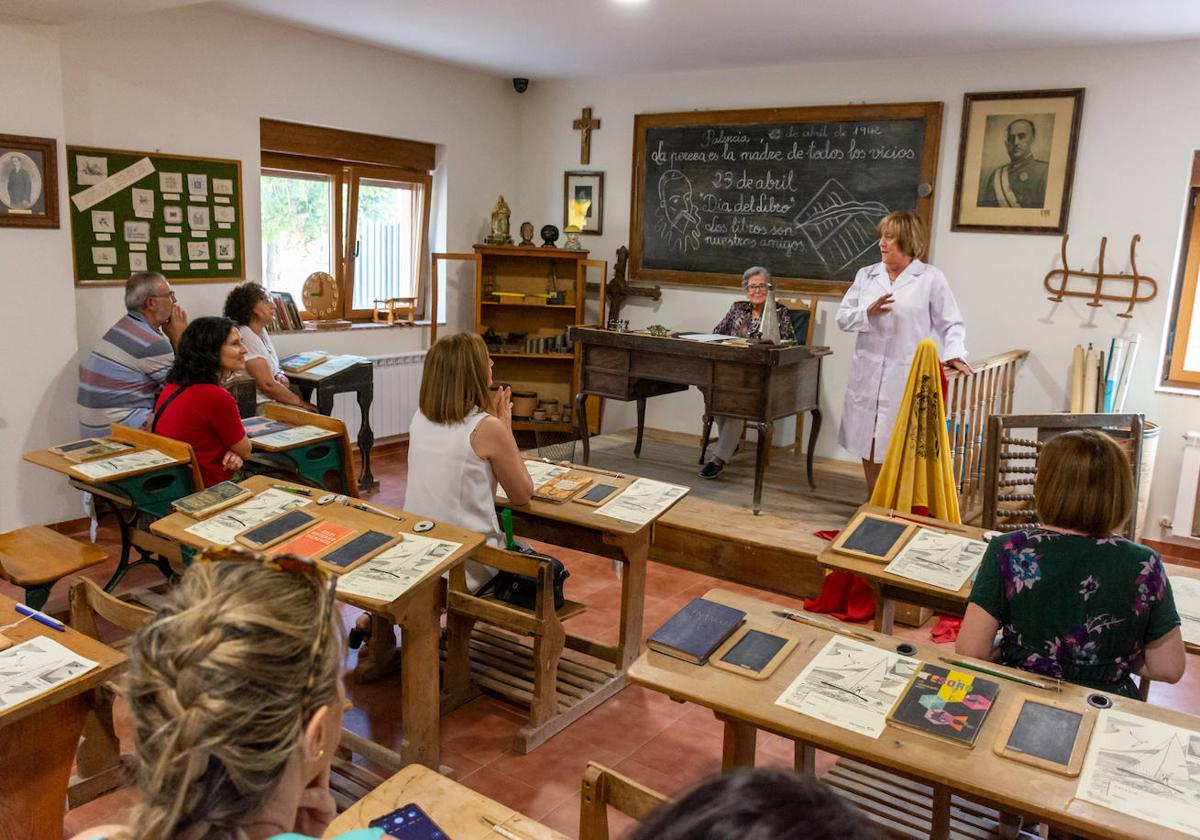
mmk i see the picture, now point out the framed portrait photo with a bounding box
[564,170,604,235]
[0,133,59,228]
[952,88,1084,234]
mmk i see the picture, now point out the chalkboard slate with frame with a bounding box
[67,145,245,286]
[831,511,915,563]
[630,102,942,294]
[993,696,1096,776]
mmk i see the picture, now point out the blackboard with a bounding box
[630,103,942,293]
[720,629,788,671]
[1005,701,1083,766]
[67,145,245,286]
[832,512,914,562]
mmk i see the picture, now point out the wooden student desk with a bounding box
[0,593,125,840]
[816,503,987,634]
[23,425,202,590]
[1165,562,1200,655]
[570,326,830,514]
[628,586,1200,840]
[247,403,357,497]
[324,763,569,839]
[150,475,483,770]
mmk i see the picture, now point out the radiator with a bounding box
[1172,431,1200,540]
[329,351,426,443]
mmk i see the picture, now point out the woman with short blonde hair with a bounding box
[958,430,1185,697]
[418,331,493,424]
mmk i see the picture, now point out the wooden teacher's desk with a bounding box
[0,593,125,840]
[324,763,569,840]
[150,475,483,770]
[628,587,1198,840]
[570,326,829,514]
[817,503,986,634]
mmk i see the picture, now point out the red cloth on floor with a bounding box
[802,570,877,623]
[931,616,962,643]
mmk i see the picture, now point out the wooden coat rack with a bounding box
[1043,233,1157,318]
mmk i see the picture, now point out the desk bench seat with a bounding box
[0,526,106,610]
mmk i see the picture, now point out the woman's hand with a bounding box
[293,770,337,838]
[492,385,512,427]
[944,358,972,375]
[221,450,244,472]
[866,292,894,316]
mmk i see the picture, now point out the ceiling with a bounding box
[5,0,1200,79]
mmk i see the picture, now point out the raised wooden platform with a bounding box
[572,428,866,601]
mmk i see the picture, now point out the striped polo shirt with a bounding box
[77,311,174,437]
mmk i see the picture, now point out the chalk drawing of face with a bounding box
[654,170,701,254]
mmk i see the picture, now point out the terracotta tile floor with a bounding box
[10,441,1199,839]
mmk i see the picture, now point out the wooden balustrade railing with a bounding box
[945,349,1030,518]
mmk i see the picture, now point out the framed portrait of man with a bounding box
[564,171,604,235]
[952,89,1084,234]
[0,134,58,228]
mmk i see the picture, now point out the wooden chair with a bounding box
[257,402,360,498]
[579,761,669,840]
[0,527,107,611]
[443,545,610,754]
[778,297,820,457]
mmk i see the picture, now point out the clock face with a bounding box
[302,271,339,319]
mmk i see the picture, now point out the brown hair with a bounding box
[419,331,492,424]
[119,559,341,840]
[878,210,927,260]
[1035,429,1134,537]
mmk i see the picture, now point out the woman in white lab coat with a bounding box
[837,211,970,494]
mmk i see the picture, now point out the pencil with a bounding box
[773,610,874,642]
[480,816,532,840]
[938,656,1058,691]
[533,457,625,480]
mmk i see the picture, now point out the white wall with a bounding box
[1,24,80,531]
[514,42,1200,547]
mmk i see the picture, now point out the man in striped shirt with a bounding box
[77,272,189,437]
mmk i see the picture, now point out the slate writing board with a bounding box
[1006,701,1082,766]
[237,509,316,547]
[320,530,394,569]
[720,629,788,671]
[831,512,914,563]
[630,103,942,291]
[582,483,618,502]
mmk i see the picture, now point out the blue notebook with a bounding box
[648,597,746,665]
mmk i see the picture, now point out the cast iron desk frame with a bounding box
[570,326,829,513]
[289,358,378,492]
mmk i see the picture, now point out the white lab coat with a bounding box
[837,259,968,462]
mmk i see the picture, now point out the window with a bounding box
[1163,152,1200,388]
[260,120,434,322]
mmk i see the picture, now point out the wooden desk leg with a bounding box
[634,396,647,458]
[699,414,714,464]
[874,593,895,635]
[354,613,399,683]
[396,583,443,770]
[576,393,592,464]
[793,740,816,776]
[0,694,87,840]
[355,385,379,492]
[806,408,822,490]
[718,714,758,770]
[931,784,951,840]
[609,531,649,670]
[751,421,773,515]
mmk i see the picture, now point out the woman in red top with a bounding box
[153,316,251,487]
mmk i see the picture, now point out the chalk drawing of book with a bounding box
[793,179,889,276]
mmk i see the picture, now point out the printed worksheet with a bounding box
[70,448,175,480]
[593,477,689,525]
[883,529,987,591]
[251,425,333,448]
[774,636,919,738]
[336,534,463,602]
[1077,709,1200,837]
[1171,576,1200,648]
[0,637,99,711]
[185,488,309,546]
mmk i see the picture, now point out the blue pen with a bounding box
[14,603,66,632]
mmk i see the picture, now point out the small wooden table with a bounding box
[150,475,484,770]
[0,593,125,840]
[325,763,569,839]
[289,356,378,492]
[570,326,829,514]
[628,586,1200,840]
[816,503,987,633]
[248,403,356,497]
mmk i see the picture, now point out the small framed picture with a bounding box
[187,173,208,196]
[123,220,151,243]
[159,172,183,194]
[129,251,148,272]
[213,178,233,195]
[91,210,115,233]
[0,134,59,228]
[952,88,1085,234]
[187,240,210,261]
[158,237,181,262]
[188,205,210,231]
[564,170,604,235]
[214,237,235,260]
[163,205,183,224]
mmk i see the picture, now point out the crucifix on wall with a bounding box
[572,107,601,165]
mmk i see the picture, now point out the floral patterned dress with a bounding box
[968,527,1180,698]
[712,301,796,341]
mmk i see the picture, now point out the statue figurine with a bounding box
[519,221,535,247]
[563,225,583,250]
[485,195,513,245]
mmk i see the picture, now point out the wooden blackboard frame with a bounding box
[67,145,246,286]
[629,102,943,294]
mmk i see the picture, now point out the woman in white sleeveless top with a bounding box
[405,332,533,591]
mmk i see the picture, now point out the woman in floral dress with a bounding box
[957,430,1185,698]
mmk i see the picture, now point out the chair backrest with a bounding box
[777,297,817,345]
[580,761,669,840]
[69,578,154,641]
[982,413,1143,539]
[263,403,360,498]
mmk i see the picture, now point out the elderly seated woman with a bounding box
[700,266,794,479]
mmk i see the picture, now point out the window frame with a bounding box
[1163,153,1200,389]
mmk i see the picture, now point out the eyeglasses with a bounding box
[746,283,769,291]
[195,544,336,703]
[154,291,177,302]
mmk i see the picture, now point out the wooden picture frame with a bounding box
[951,88,1085,234]
[829,511,915,564]
[0,133,59,228]
[564,170,604,235]
[992,695,1096,776]
[710,625,798,680]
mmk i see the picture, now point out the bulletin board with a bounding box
[66,145,245,286]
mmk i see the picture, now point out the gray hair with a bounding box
[125,272,166,312]
[742,266,771,289]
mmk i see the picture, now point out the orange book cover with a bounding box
[271,521,356,558]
